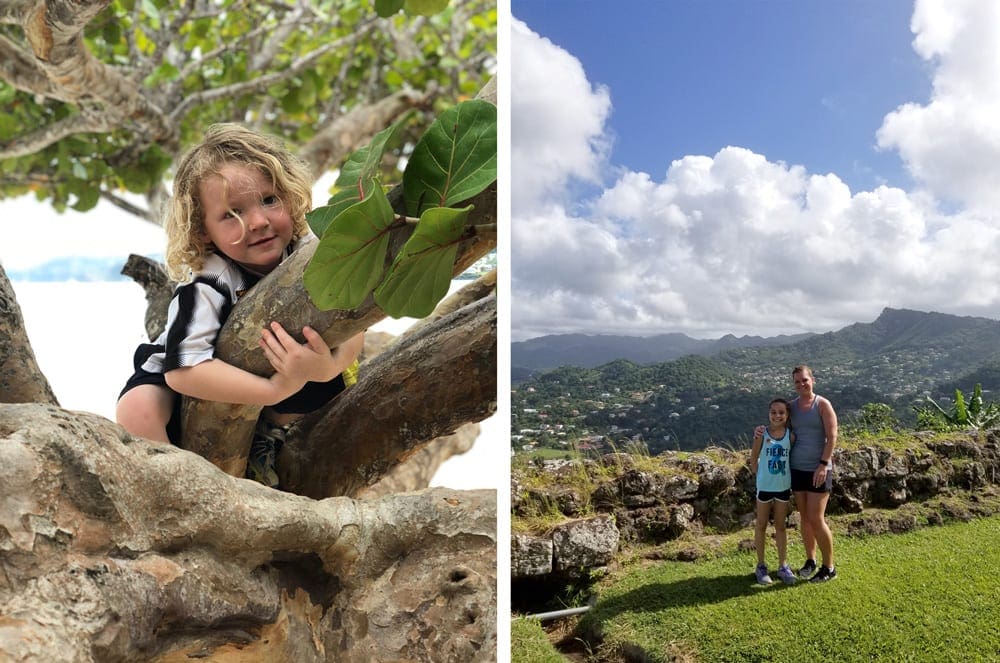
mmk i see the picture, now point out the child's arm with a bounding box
[749,428,763,468]
[164,357,305,406]
[164,325,364,406]
[259,323,364,384]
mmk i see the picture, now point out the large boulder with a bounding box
[551,516,619,576]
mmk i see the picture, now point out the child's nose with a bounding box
[246,207,269,230]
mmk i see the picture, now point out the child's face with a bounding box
[769,403,788,426]
[199,162,294,274]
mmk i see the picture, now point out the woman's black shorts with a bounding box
[791,467,833,493]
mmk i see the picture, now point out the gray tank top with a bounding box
[789,396,829,470]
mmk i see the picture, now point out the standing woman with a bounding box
[789,365,838,582]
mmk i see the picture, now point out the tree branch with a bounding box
[0,264,58,405]
[298,85,437,177]
[168,22,378,122]
[282,294,497,499]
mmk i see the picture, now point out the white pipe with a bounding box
[515,605,592,621]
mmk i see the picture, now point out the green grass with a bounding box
[511,618,566,663]
[578,515,1000,662]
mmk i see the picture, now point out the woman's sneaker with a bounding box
[809,566,838,583]
[776,564,797,585]
[798,559,817,579]
[755,563,773,585]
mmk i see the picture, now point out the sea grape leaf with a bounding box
[335,118,407,188]
[404,0,449,16]
[306,176,377,237]
[402,99,496,216]
[303,186,395,310]
[374,205,471,318]
[374,0,404,17]
[306,118,406,237]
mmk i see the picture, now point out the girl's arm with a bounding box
[165,358,304,406]
[165,326,366,406]
[749,429,763,468]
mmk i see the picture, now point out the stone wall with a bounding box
[511,431,1000,580]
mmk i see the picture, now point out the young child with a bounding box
[749,398,796,585]
[116,123,364,488]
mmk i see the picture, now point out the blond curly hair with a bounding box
[163,123,313,282]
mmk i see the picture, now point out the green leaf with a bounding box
[335,118,406,188]
[404,0,449,16]
[303,186,395,311]
[402,99,496,216]
[71,185,101,212]
[374,205,470,318]
[306,176,376,237]
[374,0,404,17]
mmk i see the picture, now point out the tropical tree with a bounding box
[0,2,497,660]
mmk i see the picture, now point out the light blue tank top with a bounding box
[756,428,792,492]
[789,396,829,471]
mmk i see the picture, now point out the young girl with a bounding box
[116,123,364,488]
[749,398,796,585]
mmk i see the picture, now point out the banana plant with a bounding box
[913,383,1000,431]
[303,98,496,319]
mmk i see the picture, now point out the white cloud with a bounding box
[511,18,612,213]
[513,1,1000,341]
[877,0,1000,212]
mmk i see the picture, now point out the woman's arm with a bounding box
[819,397,838,462]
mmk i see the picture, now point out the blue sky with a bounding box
[511,0,1000,341]
[515,0,929,195]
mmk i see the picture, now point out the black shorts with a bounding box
[791,467,833,494]
[757,489,791,503]
[119,343,350,443]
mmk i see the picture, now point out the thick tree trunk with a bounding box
[280,294,497,498]
[0,264,58,405]
[0,403,496,662]
[178,183,497,483]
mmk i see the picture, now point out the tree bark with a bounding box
[0,264,58,406]
[0,403,496,662]
[357,423,480,499]
[120,254,172,341]
[280,294,497,499]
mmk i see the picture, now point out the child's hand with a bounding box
[753,424,765,439]
[260,323,363,385]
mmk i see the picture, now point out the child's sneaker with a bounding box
[776,564,797,585]
[809,566,837,583]
[798,558,817,579]
[244,420,290,488]
[755,563,773,585]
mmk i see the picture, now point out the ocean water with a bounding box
[9,280,502,491]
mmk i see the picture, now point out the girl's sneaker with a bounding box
[245,420,290,488]
[798,559,817,579]
[776,564,797,584]
[755,563,773,585]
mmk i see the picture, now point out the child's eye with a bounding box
[261,195,280,207]
[222,208,240,220]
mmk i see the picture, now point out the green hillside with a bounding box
[512,308,1000,454]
